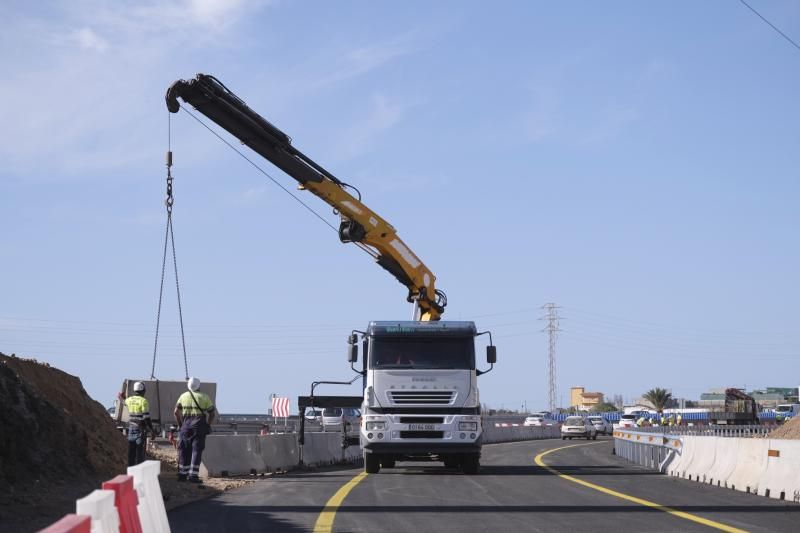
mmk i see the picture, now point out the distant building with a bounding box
[699,386,798,410]
[698,387,733,409]
[747,387,799,410]
[570,387,604,410]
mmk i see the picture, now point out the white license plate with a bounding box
[408,424,437,430]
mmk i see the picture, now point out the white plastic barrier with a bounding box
[726,438,769,494]
[128,460,170,533]
[704,437,739,487]
[761,439,800,502]
[75,490,119,533]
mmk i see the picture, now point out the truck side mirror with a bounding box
[347,334,358,363]
[486,345,497,364]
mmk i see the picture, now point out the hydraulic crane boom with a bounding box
[166,74,446,321]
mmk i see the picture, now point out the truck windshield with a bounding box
[369,336,475,370]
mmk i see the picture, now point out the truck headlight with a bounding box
[366,421,386,431]
[458,422,478,431]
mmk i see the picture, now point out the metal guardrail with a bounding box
[614,425,774,474]
[624,425,771,438]
[613,429,680,470]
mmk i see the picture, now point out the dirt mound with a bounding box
[768,416,800,439]
[0,353,127,531]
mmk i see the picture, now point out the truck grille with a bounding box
[400,431,444,439]
[399,416,445,424]
[389,391,455,405]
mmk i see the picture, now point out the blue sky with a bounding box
[1,1,798,413]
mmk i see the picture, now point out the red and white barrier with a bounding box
[128,460,170,532]
[38,460,171,533]
[75,490,119,533]
[102,475,143,533]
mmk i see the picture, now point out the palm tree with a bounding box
[643,387,673,413]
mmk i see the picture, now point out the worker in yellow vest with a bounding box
[122,381,155,466]
[676,413,683,426]
[174,377,216,483]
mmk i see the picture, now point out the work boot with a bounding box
[188,476,202,484]
[177,474,187,482]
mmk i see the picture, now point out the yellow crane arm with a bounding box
[166,74,445,320]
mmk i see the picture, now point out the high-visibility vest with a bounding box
[125,395,150,425]
[176,391,214,417]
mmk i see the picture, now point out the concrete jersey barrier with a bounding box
[726,438,770,494]
[200,422,562,476]
[621,431,800,504]
[704,437,740,488]
[684,436,717,483]
[760,439,800,502]
[200,434,299,477]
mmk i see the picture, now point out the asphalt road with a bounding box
[168,438,799,532]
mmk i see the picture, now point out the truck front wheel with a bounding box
[364,452,380,474]
[462,454,480,475]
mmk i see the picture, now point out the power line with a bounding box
[739,0,800,53]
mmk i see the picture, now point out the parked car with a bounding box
[561,416,597,440]
[587,415,611,435]
[322,407,361,433]
[616,413,637,429]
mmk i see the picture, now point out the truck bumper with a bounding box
[360,413,482,457]
[363,441,481,455]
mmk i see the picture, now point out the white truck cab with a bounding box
[348,321,495,474]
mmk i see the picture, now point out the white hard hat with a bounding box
[133,381,145,392]
[187,377,201,391]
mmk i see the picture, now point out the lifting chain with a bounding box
[151,113,190,381]
[165,150,174,214]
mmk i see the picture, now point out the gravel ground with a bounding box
[148,440,256,511]
[768,416,800,439]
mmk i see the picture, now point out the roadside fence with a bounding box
[629,425,771,438]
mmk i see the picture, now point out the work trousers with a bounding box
[127,426,146,466]
[178,428,206,480]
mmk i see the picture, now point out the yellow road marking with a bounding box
[313,471,368,533]
[535,443,747,533]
